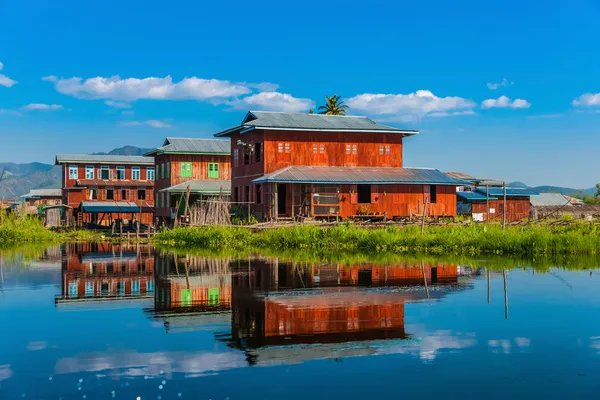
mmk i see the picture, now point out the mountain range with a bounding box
[0,146,152,199]
[0,146,596,199]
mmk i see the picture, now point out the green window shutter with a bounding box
[180,162,192,178]
[208,288,220,305]
[180,289,192,307]
[208,163,219,179]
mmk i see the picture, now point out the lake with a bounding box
[1,243,600,399]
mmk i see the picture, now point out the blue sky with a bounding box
[1,0,600,187]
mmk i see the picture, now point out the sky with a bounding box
[1,0,600,188]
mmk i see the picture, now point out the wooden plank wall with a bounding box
[471,198,531,222]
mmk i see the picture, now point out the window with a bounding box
[68,281,78,298]
[313,144,318,154]
[85,166,94,180]
[138,189,146,200]
[430,185,437,204]
[132,167,140,180]
[385,145,391,155]
[255,184,262,204]
[233,187,239,203]
[89,188,98,200]
[166,193,170,208]
[234,149,239,167]
[147,280,154,293]
[352,144,357,155]
[116,166,125,180]
[244,149,250,165]
[180,162,192,178]
[357,185,371,204]
[69,165,78,180]
[147,167,155,181]
[117,282,125,296]
[285,143,291,153]
[278,143,284,153]
[106,188,114,200]
[85,282,94,297]
[121,189,128,200]
[320,144,325,154]
[132,280,140,295]
[379,145,384,155]
[166,162,171,178]
[101,166,110,180]
[208,163,219,178]
[255,143,262,162]
[160,163,164,179]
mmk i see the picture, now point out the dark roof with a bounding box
[145,137,230,156]
[215,111,418,137]
[457,191,498,201]
[160,180,231,194]
[21,189,62,198]
[252,166,470,185]
[56,154,154,165]
[474,187,539,198]
[80,201,140,213]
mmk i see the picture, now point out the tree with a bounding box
[318,95,349,115]
[595,184,600,200]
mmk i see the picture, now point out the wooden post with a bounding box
[291,184,295,222]
[503,269,508,319]
[486,184,490,221]
[184,185,191,223]
[247,200,251,225]
[421,261,430,299]
[421,196,429,235]
[273,184,278,222]
[502,182,507,232]
[137,203,141,240]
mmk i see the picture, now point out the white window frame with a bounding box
[147,167,155,181]
[116,166,125,180]
[69,165,78,180]
[132,167,140,181]
[85,166,94,180]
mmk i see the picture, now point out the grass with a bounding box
[154,222,600,256]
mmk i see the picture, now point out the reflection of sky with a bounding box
[2,255,600,399]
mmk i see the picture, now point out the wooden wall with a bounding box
[471,198,531,222]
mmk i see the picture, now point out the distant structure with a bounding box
[21,188,62,215]
[531,192,600,220]
[145,138,231,227]
[55,154,155,228]
[215,111,468,221]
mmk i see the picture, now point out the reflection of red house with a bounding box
[56,242,154,304]
[228,260,460,350]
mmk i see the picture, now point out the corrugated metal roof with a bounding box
[146,138,230,155]
[252,166,469,185]
[444,172,477,181]
[474,187,539,197]
[530,193,573,207]
[160,180,231,194]
[56,154,154,165]
[21,189,62,198]
[81,201,140,213]
[457,191,498,201]
[215,111,418,137]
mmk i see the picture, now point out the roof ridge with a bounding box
[249,110,368,119]
[166,137,229,141]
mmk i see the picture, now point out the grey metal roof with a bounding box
[160,180,231,194]
[444,172,477,181]
[21,189,62,198]
[475,187,539,197]
[215,111,418,137]
[146,137,230,156]
[56,154,154,165]
[530,193,573,207]
[252,166,470,185]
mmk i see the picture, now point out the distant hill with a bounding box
[0,146,151,199]
[509,182,595,197]
[92,145,153,156]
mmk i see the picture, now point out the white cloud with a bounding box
[105,100,132,109]
[42,75,58,82]
[0,61,17,88]
[47,75,251,102]
[20,103,63,111]
[231,91,315,112]
[487,78,513,90]
[245,82,280,92]
[345,90,476,120]
[572,93,600,107]
[120,120,172,128]
[481,96,531,109]
[0,109,22,116]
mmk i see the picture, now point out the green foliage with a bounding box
[154,223,600,256]
[0,212,57,247]
[318,95,349,115]
[230,205,258,225]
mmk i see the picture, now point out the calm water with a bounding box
[1,244,600,399]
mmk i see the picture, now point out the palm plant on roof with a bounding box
[318,95,349,115]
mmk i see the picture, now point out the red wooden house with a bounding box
[145,137,231,226]
[215,111,467,220]
[55,154,155,226]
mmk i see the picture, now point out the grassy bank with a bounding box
[0,213,105,248]
[154,223,600,256]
